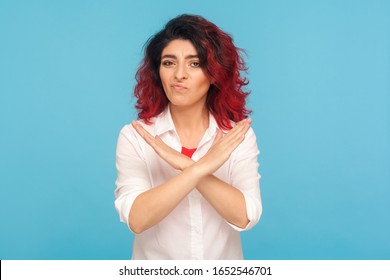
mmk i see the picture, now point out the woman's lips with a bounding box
[171,83,187,91]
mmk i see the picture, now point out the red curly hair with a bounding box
[134,14,251,130]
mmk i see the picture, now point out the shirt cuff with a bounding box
[227,192,262,232]
[114,192,142,233]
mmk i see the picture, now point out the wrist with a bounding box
[179,157,195,171]
[185,161,208,180]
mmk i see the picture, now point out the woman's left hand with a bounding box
[132,121,193,171]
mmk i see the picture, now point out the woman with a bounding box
[115,14,262,259]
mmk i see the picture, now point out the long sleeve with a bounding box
[228,127,262,231]
[114,125,151,231]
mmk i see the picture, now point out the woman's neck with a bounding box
[169,104,209,148]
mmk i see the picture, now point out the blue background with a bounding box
[0,0,389,259]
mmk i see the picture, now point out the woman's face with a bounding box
[159,39,212,110]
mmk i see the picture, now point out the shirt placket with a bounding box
[170,130,204,258]
[189,190,203,259]
[187,135,214,260]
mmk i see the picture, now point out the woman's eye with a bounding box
[162,61,174,66]
[190,61,200,67]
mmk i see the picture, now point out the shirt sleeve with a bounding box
[114,124,151,232]
[227,126,262,231]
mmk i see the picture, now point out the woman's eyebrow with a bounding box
[185,54,199,59]
[161,54,199,59]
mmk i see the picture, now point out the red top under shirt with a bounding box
[181,147,197,158]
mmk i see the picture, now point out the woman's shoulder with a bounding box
[120,118,156,137]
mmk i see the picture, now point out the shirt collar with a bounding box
[154,105,219,138]
[154,106,176,136]
[206,112,218,137]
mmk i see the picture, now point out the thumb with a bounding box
[212,129,224,146]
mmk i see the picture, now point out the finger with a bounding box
[223,120,249,142]
[132,121,154,141]
[235,118,252,128]
[131,120,146,137]
[236,118,252,129]
[149,135,178,158]
[132,121,160,148]
[218,120,250,149]
[153,136,169,153]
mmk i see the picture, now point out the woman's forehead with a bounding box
[161,39,197,57]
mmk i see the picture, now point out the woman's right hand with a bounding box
[132,120,193,171]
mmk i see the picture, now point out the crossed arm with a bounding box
[128,119,252,234]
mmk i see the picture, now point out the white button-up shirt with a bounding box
[114,106,262,259]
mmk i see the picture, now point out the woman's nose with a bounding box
[174,63,188,80]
